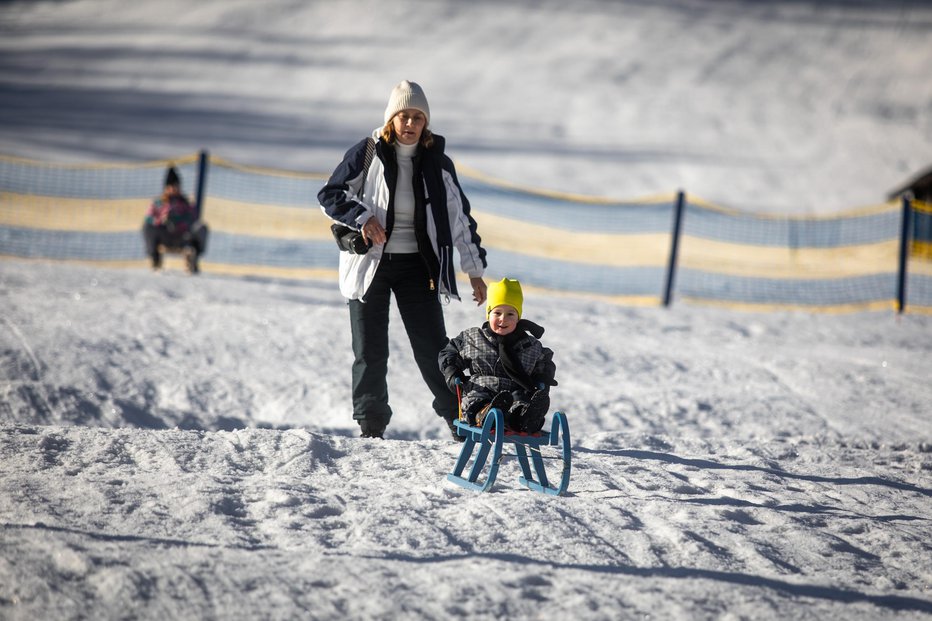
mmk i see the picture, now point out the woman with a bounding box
[318,80,488,440]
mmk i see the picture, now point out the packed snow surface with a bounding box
[1,260,931,620]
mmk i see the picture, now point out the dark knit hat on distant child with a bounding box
[164,166,181,188]
[384,80,431,125]
[486,278,523,319]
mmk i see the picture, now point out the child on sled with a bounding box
[439,278,557,433]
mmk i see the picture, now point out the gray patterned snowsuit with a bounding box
[438,320,556,426]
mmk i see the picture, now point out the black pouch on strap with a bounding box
[331,223,371,255]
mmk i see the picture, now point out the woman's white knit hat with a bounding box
[384,80,430,125]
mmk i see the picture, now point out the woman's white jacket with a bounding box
[318,131,487,301]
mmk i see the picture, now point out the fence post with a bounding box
[896,193,913,314]
[663,190,686,307]
[194,149,209,220]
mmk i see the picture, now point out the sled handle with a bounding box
[454,377,464,421]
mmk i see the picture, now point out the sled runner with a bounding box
[446,407,571,495]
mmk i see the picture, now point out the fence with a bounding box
[1,151,930,314]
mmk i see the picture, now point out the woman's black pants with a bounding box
[348,253,458,433]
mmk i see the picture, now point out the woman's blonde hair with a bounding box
[380,120,434,148]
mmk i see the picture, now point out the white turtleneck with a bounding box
[384,141,419,254]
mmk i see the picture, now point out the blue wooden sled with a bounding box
[446,408,571,495]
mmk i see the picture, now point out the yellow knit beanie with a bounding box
[486,278,523,318]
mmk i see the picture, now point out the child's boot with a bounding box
[511,390,550,433]
[475,391,514,427]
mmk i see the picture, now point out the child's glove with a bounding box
[533,374,558,388]
[535,356,558,387]
[442,367,465,393]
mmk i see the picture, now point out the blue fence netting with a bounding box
[1,151,930,314]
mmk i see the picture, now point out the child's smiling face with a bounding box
[488,305,519,336]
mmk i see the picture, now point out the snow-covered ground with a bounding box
[2,261,931,620]
[2,1,932,619]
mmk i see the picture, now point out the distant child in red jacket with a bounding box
[143,166,208,273]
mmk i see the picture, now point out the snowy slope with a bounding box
[1,260,931,620]
[2,1,932,619]
[1,0,932,213]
